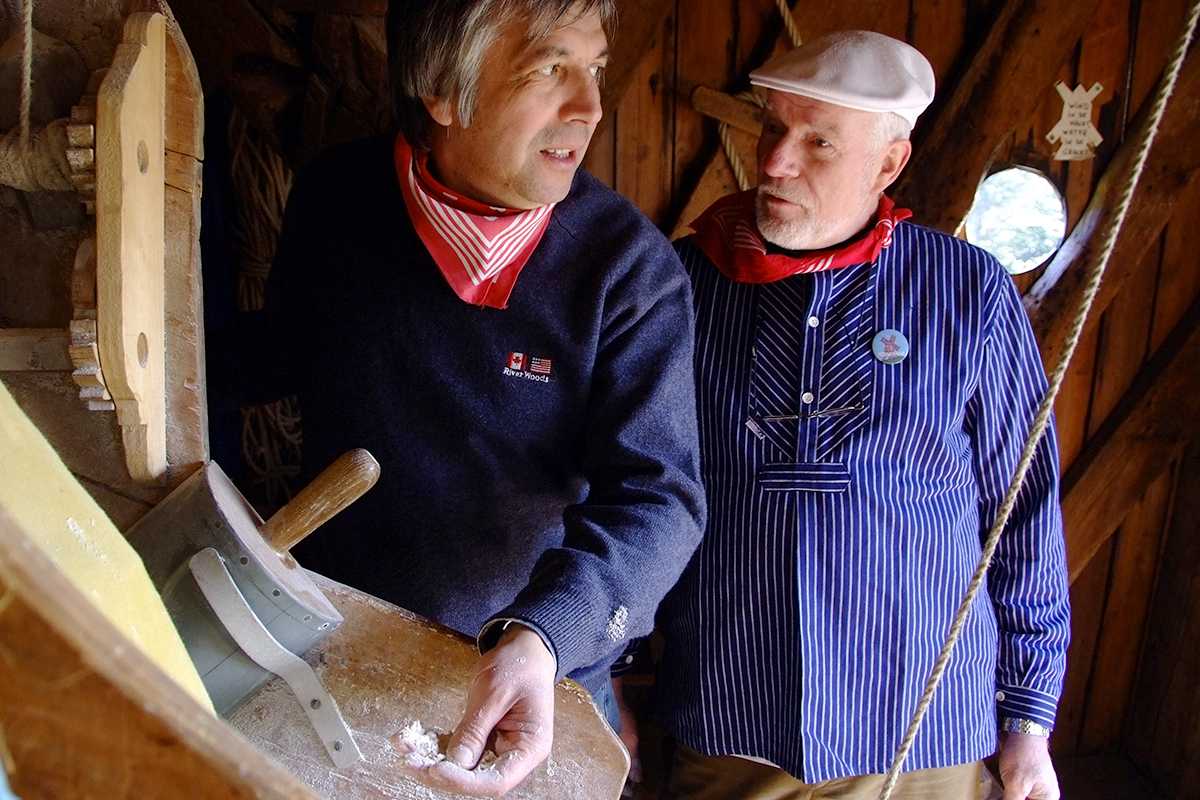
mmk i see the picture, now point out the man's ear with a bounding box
[874,139,912,194]
[422,95,455,127]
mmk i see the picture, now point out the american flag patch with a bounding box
[529,357,553,376]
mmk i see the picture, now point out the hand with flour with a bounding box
[401,625,557,797]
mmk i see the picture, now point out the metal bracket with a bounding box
[189,547,362,769]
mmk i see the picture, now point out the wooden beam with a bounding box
[892,0,1103,233]
[1024,50,1200,372]
[691,86,762,137]
[600,0,675,116]
[1061,299,1200,582]
[0,329,71,371]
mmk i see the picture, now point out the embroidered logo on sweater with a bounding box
[503,352,553,383]
[606,606,629,642]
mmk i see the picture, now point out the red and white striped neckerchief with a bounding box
[689,189,912,284]
[393,134,555,309]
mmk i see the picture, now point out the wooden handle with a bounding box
[261,449,381,552]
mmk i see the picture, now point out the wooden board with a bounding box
[0,329,71,371]
[164,163,209,481]
[228,576,629,800]
[1050,535,1114,753]
[96,12,168,482]
[615,8,674,225]
[0,378,209,710]
[1023,48,1200,374]
[892,0,1103,231]
[1056,754,1169,800]
[1125,443,1200,796]
[1060,300,1200,581]
[0,507,313,799]
[1078,468,1172,751]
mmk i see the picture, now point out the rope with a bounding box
[774,0,803,48]
[19,0,31,151]
[877,1,1200,795]
[229,111,292,311]
[0,119,72,191]
[719,1,800,192]
[719,120,751,191]
[718,91,767,192]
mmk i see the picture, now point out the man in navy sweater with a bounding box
[264,1,705,795]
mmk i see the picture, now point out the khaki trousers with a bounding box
[663,742,984,800]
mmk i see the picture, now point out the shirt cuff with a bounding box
[492,587,599,682]
[610,638,642,677]
[995,684,1059,729]
[477,617,559,674]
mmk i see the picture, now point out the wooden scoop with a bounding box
[261,449,381,553]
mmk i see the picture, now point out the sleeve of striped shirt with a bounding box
[966,261,1072,730]
[486,235,708,682]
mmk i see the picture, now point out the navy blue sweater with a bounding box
[265,136,705,693]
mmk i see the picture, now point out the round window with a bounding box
[965,167,1067,275]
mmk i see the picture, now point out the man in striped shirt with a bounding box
[655,31,1069,800]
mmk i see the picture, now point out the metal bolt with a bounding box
[272,589,281,597]
[333,740,343,752]
[310,698,321,710]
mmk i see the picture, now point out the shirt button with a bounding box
[995,691,1006,702]
[801,392,815,404]
[808,316,820,328]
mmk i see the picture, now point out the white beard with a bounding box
[755,167,881,250]
[754,192,834,250]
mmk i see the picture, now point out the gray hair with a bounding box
[387,0,617,150]
[875,111,912,145]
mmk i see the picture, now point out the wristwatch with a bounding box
[1001,717,1052,737]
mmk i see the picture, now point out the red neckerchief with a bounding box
[394,134,555,309]
[689,189,912,284]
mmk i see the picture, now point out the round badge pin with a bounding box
[872,329,910,365]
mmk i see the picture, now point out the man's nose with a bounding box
[561,69,603,128]
[759,137,801,179]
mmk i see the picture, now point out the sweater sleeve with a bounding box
[967,261,1071,729]
[487,235,707,681]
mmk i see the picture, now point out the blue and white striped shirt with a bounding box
[656,221,1070,783]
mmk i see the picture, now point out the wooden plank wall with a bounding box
[584,0,1200,789]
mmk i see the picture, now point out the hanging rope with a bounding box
[719,90,764,191]
[19,0,32,151]
[720,1,800,191]
[0,120,71,190]
[877,1,1200,796]
[1,0,73,192]
[774,0,803,48]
